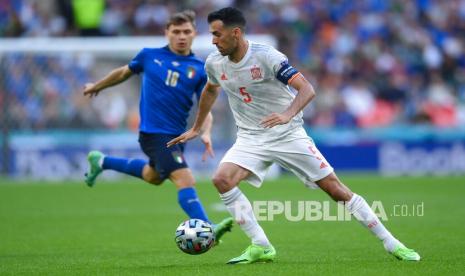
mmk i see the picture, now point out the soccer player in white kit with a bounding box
[168,7,420,264]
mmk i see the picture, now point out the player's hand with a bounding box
[167,128,199,147]
[83,83,100,98]
[200,133,215,161]
[260,112,292,128]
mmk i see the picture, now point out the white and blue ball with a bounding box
[175,219,215,255]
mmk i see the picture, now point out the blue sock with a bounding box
[102,156,146,179]
[178,187,210,223]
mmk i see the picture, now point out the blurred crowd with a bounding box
[1,0,465,130]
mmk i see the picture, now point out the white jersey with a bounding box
[205,41,304,142]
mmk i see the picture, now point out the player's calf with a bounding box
[316,173,353,202]
[85,152,149,187]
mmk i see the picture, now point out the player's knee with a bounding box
[212,173,227,187]
[143,170,163,185]
[146,177,163,185]
[142,167,163,185]
[144,174,163,185]
[212,173,234,193]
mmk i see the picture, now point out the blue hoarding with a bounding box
[6,131,465,180]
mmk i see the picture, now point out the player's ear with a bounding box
[191,22,197,35]
[232,27,241,38]
[165,24,173,37]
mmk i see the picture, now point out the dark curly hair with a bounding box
[207,7,246,31]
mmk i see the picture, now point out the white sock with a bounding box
[346,194,403,252]
[220,187,270,247]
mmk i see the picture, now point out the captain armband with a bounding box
[276,61,300,85]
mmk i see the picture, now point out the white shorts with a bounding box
[220,129,334,189]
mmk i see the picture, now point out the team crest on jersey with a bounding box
[172,151,184,164]
[250,65,262,80]
[187,67,196,79]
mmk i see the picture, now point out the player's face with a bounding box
[165,22,196,55]
[209,20,240,56]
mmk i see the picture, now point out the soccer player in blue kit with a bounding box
[82,10,232,240]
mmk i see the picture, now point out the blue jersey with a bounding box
[128,46,207,135]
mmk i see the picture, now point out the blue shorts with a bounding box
[138,132,188,180]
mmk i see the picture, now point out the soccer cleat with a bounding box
[227,244,276,264]
[84,151,104,187]
[213,217,234,245]
[391,245,421,261]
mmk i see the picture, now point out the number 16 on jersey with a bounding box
[166,69,179,87]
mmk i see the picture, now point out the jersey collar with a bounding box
[163,45,194,57]
[228,40,251,68]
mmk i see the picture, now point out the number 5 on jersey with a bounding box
[239,87,252,103]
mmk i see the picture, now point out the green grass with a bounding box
[0,175,464,275]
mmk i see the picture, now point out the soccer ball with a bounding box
[174,219,215,255]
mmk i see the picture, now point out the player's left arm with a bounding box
[260,73,316,128]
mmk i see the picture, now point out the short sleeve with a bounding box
[267,48,300,85]
[205,55,219,85]
[128,48,146,74]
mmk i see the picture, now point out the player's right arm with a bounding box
[167,82,221,147]
[200,112,215,161]
[83,65,133,98]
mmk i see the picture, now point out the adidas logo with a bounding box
[320,162,328,169]
[221,73,228,80]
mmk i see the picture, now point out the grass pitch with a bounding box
[0,175,464,275]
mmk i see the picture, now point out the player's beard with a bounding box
[217,46,228,56]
